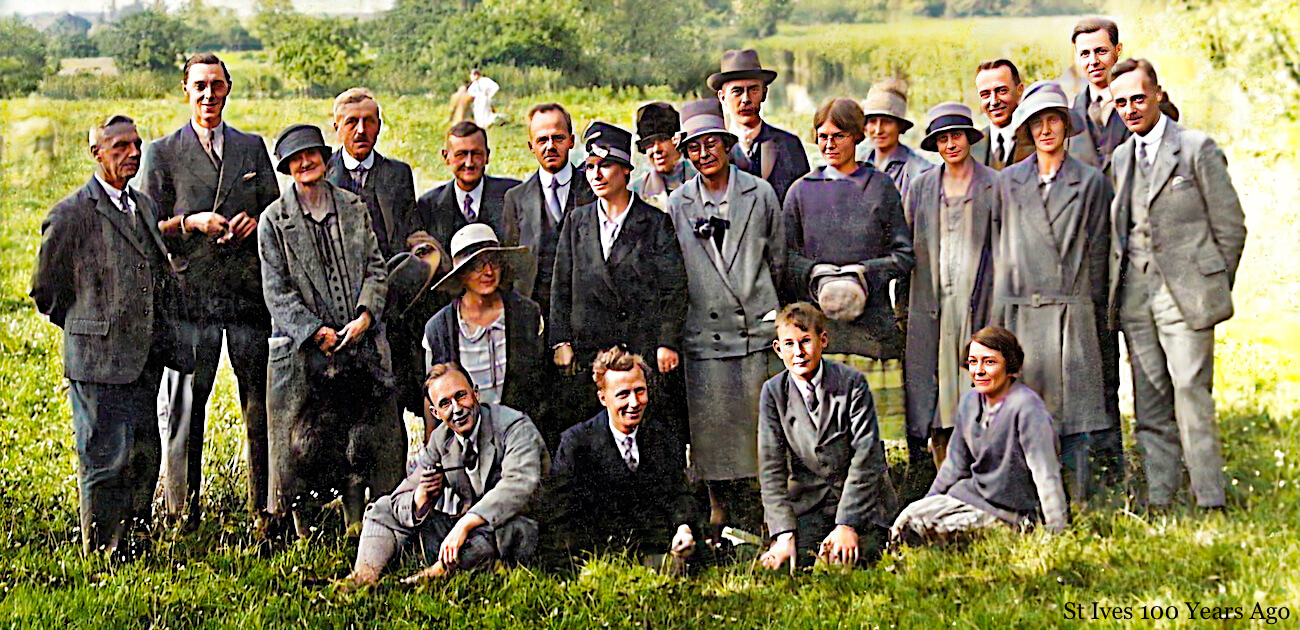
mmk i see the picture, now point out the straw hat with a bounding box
[431,223,530,294]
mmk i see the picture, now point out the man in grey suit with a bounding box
[326,87,417,259]
[345,363,548,584]
[758,303,897,569]
[501,103,596,317]
[140,53,280,528]
[1108,59,1246,509]
[31,115,194,559]
[969,59,1034,171]
[414,120,521,253]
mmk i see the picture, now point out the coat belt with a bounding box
[998,293,1094,307]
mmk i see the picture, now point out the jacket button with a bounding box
[735,309,744,316]
[137,263,146,270]
[141,286,149,293]
[709,312,718,320]
[713,334,721,341]
[739,331,748,338]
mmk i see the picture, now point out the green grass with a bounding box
[3,7,1300,625]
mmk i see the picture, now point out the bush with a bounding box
[0,18,51,98]
[272,17,371,96]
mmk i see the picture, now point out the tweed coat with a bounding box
[257,181,399,514]
[325,150,418,259]
[1107,120,1246,331]
[970,125,1035,171]
[415,175,521,253]
[991,155,1113,437]
[902,162,1000,440]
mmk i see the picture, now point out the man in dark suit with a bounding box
[1108,59,1246,510]
[969,59,1035,170]
[414,120,521,253]
[501,103,596,316]
[711,49,810,204]
[546,347,698,564]
[31,115,194,560]
[548,122,688,442]
[1068,17,1131,177]
[139,53,280,528]
[326,87,417,259]
[758,303,897,570]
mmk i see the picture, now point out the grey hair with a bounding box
[88,114,135,148]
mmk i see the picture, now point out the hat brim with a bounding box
[385,252,440,320]
[1013,104,1085,144]
[862,111,915,133]
[920,126,984,152]
[674,128,738,152]
[636,133,673,153]
[275,144,332,175]
[431,245,531,294]
[707,69,778,92]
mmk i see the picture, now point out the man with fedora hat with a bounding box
[667,99,786,545]
[630,102,697,211]
[904,102,1001,484]
[549,121,689,446]
[969,59,1035,171]
[139,53,280,530]
[423,223,547,442]
[710,49,809,204]
[258,123,405,537]
[993,81,1117,504]
[860,78,932,202]
[414,120,521,254]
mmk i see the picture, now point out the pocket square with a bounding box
[242,171,258,180]
[1170,175,1189,188]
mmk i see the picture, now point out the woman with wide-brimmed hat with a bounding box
[258,123,405,537]
[993,80,1116,504]
[422,223,546,441]
[903,102,1001,486]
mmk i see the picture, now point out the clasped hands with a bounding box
[182,211,257,244]
[314,311,372,355]
[759,524,860,570]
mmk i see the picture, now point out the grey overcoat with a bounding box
[991,155,1113,437]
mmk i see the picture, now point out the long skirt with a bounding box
[684,351,778,481]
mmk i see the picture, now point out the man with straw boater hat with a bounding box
[903,102,1001,491]
[860,78,932,202]
[991,81,1118,505]
[710,49,810,204]
[630,102,697,210]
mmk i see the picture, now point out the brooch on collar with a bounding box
[692,216,730,239]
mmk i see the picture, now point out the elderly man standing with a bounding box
[711,49,809,204]
[326,87,417,260]
[969,59,1034,170]
[1108,59,1245,510]
[860,79,931,201]
[630,102,697,210]
[668,99,785,546]
[415,121,520,252]
[140,53,280,529]
[993,81,1115,503]
[345,363,548,584]
[501,103,596,317]
[31,115,193,559]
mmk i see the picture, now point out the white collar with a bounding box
[990,122,1016,146]
[608,416,639,443]
[1087,83,1113,105]
[453,411,484,451]
[697,168,733,209]
[1136,114,1169,147]
[94,174,131,212]
[191,120,225,141]
[597,195,634,226]
[538,163,573,189]
[453,177,485,209]
[341,149,376,171]
[790,362,824,395]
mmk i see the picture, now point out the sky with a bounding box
[2,0,392,16]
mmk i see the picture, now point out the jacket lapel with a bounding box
[782,373,817,458]
[1146,122,1182,205]
[758,124,777,181]
[365,152,396,241]
[180,125,220,202]
[1011,156,1067,267]
[477,408,499,489]
[814,363,840,444]
[578,206,616,296]
[1044,157,1082,228]
[276,186,332,302]
[1112,139,1136,253]
[91,180,149,257]
[679,178,739,299]
[212,126,242,212]
[968,165,997,283]
[920,167,943,299]
[606,200,650,269]
[721,169,757,273]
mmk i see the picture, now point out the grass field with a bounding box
[2,8,1300,627]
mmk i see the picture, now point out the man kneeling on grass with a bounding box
[891,326,1068,542]
[345,362,548,585]
[758,303,898,570]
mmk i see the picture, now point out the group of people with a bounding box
[32,15,1246,580]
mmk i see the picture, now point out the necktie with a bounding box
[1088,95,1105,129]
[463,193,477,222]
[351,166,366,192]
[118,190,132,216]
[207,129,222,170]
[804,385,819,415]
[995,133,1007,165]
[546,177,563,224]
[623,434,638,471]
[1138,142,1150,172]
[463,440,478,470]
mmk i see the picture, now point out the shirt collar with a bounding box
[697,168,732,209]
[597,195,634,227]
[538,163,573,189]
[790,362,824,395]
[94,174,131,212]
[341,149,376,171]
[454,409,484,450]
[455,300,504,340]
[1088,84,1113,105]
[1137,114,1169,146]
[869,144,912,167]
[991,122,1016,148]
[191,120,225,142]
[453,177,485,209]
[608,415,639,443]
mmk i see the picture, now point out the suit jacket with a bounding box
[970,124,1035,171]
[1067,89,1131,178]
[546,410,696,548]
[732,121,811,204]
[139,123,279,324]
[424,290,548,418]
[326,150,418,259]
[389,403,549,555]
[31,177,192,384]
[549,196,688,361]
[415,175,521,254]
[1108,120,1246,331]
[903,162,1000,440]
[501,167,596,301]
[667,166,785,359]
[757,360,898,536]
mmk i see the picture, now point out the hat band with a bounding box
[452,239,500,267]
[589,144,633,165]
[926,114,976,135]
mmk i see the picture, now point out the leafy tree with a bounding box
[0,17,50,97]
[575,0,713,91]
[45,13,98,59]
[732,0,791,37]
[178,0,261,51]
[369,0,462,86]
[96,9,194,73]
[272,17,371,95]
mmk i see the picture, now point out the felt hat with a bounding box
[707,49,778,92]
[674,99,737,151]
[861,79,914,132]
[1012,80,1085,145]
[384,242,449,321]
[811,264,869,322]
[431,223,530,294]
[583,121,635,169]
[273,123,332,175]
[635,102,681,153]
[920,102,985,152]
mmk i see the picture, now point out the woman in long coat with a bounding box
[903,103,1001,475]
[992,82,1113,501]
[258,124,404,536]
